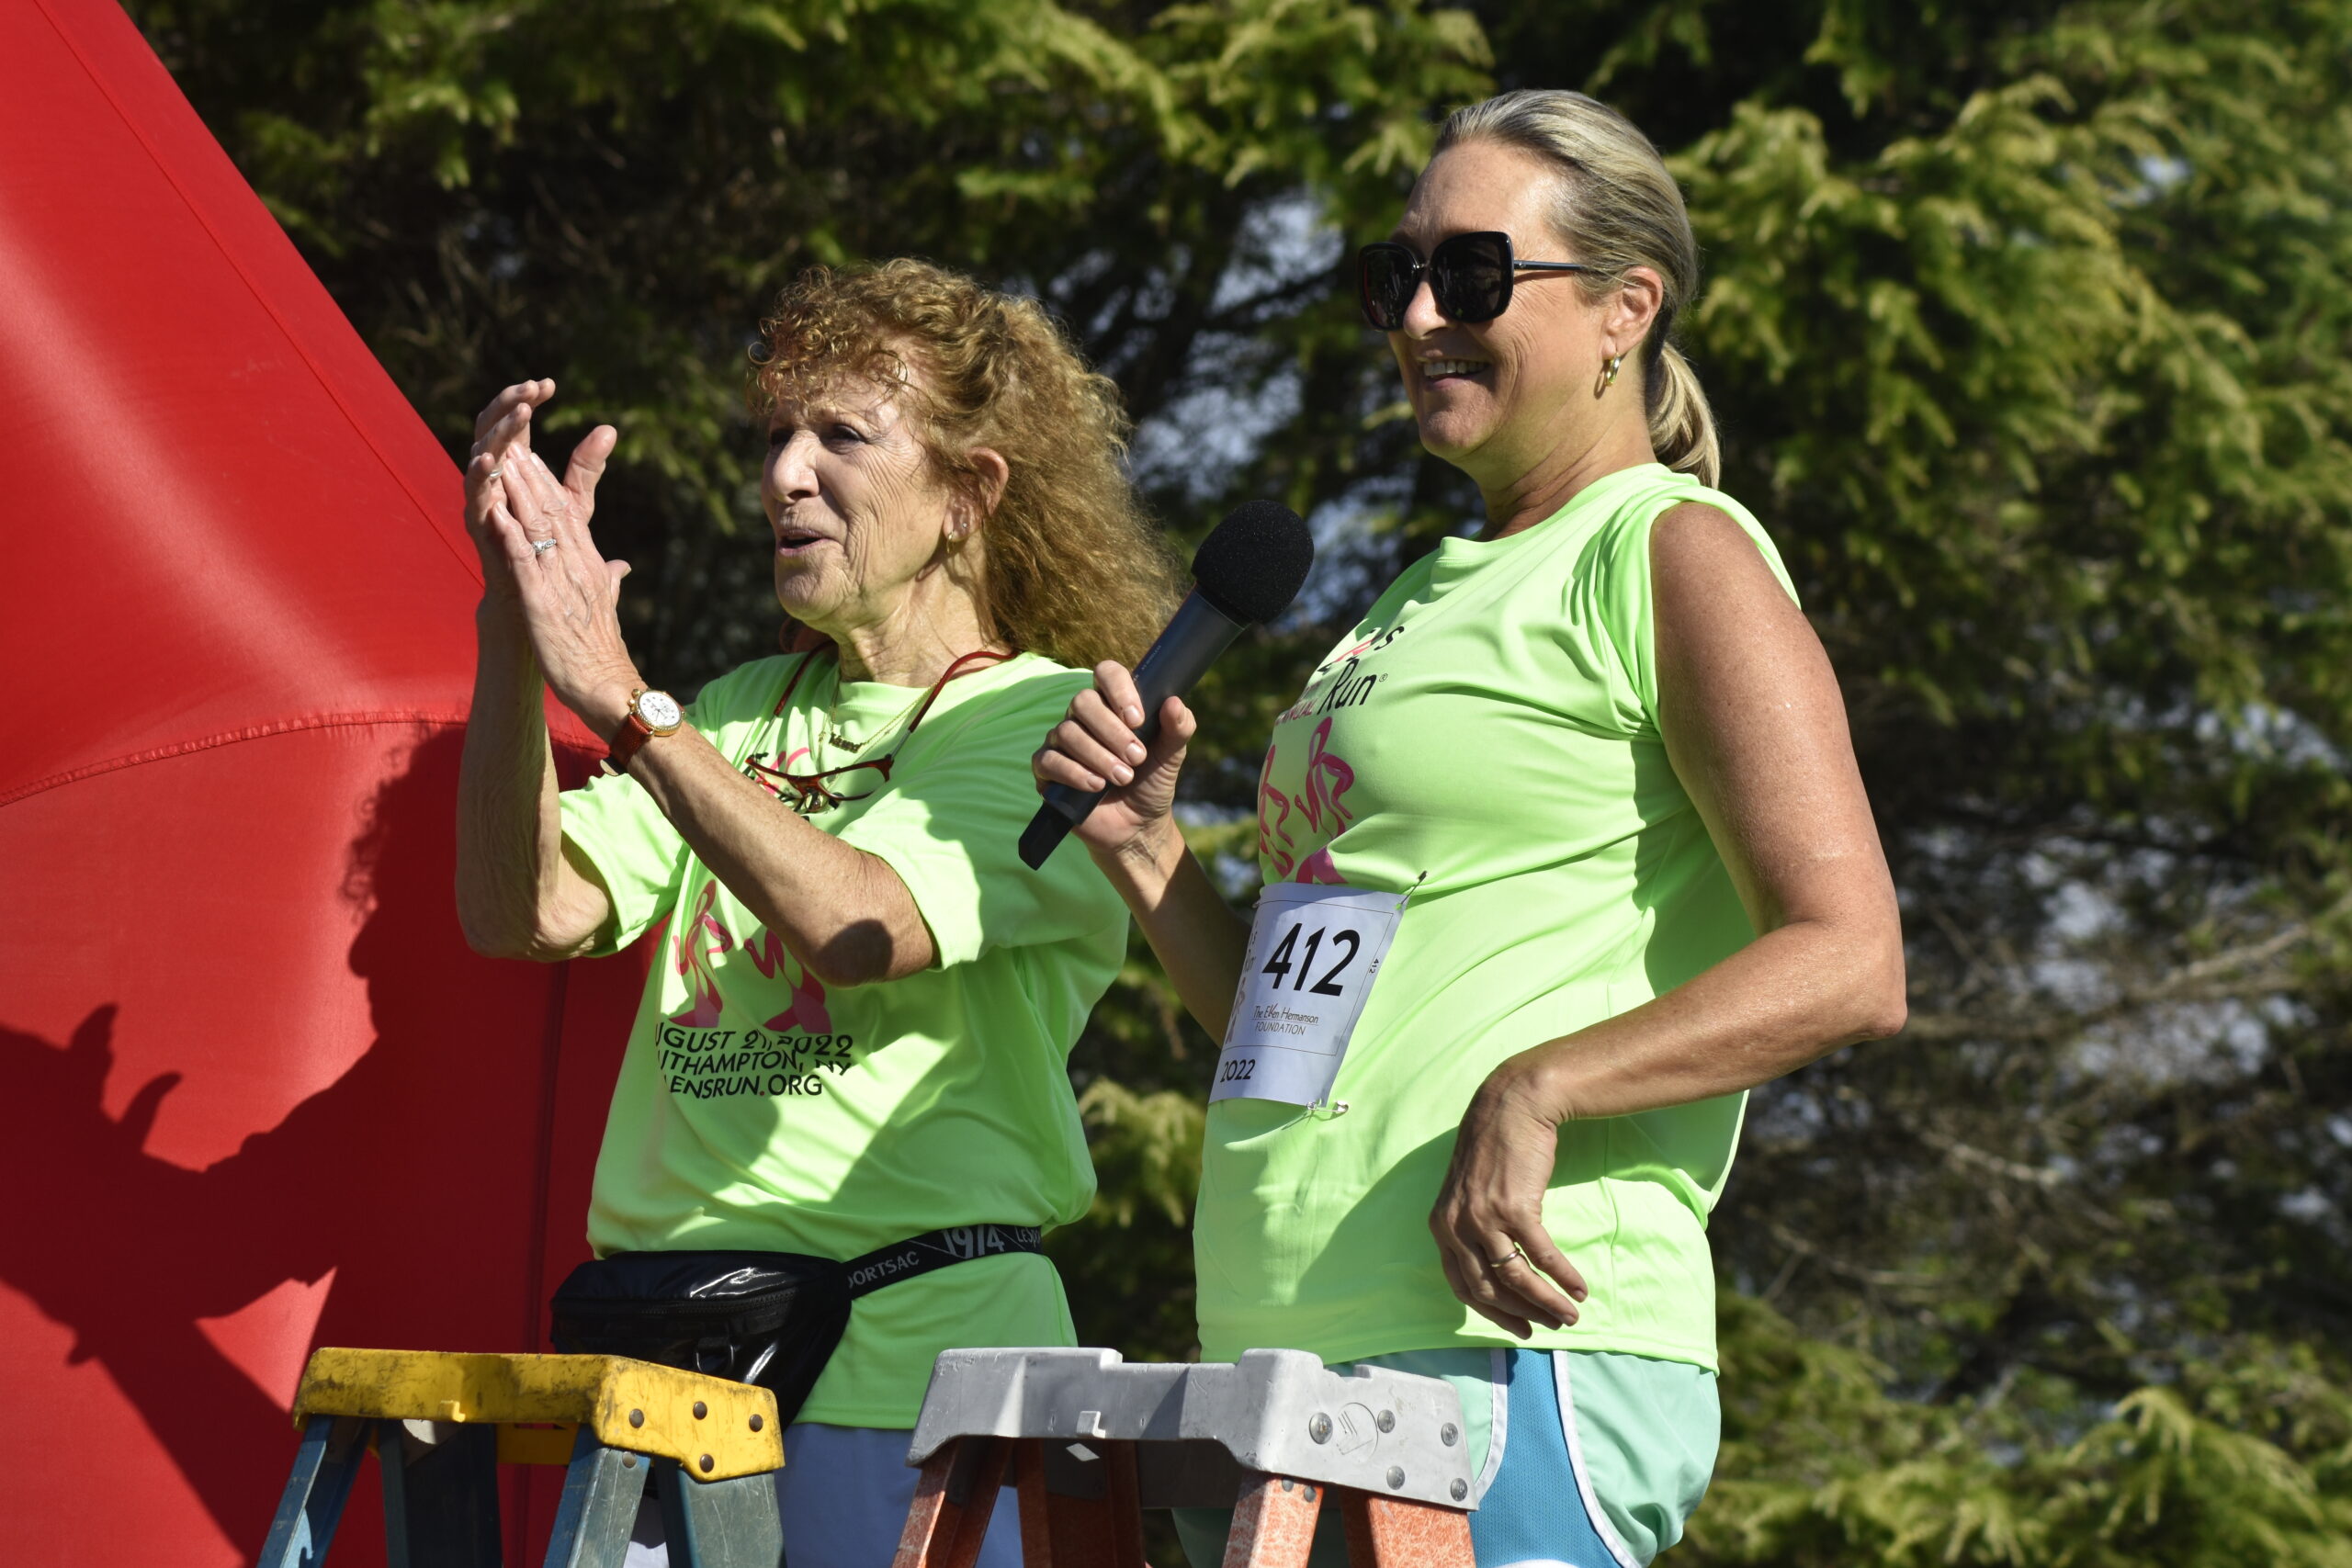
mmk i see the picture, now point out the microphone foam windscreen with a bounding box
[1191,500,1315,626]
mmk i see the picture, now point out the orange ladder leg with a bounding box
[1220,1472,1325,1568]
[1339,1487,1475,1567]
[891,1435,1014,1568]
[1012,1437,1150,1568]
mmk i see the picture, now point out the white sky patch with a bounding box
[1130,351,1303,502]
[1130,195,1345,507]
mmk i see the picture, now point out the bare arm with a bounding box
[453,608,616,960]
[1033,666,1252,1034]
[1432,502,1906,1338]
[1507,502,1906,1112]
[463,380,933,987]
[616,722,936,987]
[1095,798,1254,1040]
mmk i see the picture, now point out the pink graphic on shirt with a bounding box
[1296,718,1356,835]
[1255,744,1295,879]
[742,926,832,1033]
[670,880,734,1026]
[772,971,831,1033]
[1259,720,1359,884]
[1294,847,1346,885]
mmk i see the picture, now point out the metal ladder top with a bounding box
[894,1348,1478,1568]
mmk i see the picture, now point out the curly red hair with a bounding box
[752,260,1182,670]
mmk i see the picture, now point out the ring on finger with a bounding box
[531,538,559,556]
[485,466,504,480]
[1485,1242,1529,1271]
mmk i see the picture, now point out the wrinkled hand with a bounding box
[465,381,554,610]
[1031,660,1195,863]
[1430,1062,1588,1339]
[460,378,638,729]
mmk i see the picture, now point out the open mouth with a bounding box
[1420,357,1490,386]
[774,524,831,557]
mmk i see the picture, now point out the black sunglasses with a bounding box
[1357,231,1600,331]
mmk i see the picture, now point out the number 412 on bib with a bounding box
[1210,881,1408,1109]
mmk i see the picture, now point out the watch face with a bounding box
[637,690,684,729]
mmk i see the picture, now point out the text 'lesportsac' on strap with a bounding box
[842,1224,1043,1298]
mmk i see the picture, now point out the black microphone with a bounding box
[1020,500,1315,870]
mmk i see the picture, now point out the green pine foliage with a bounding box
[129,0,2352,1558]
[1696,1299,2352,1564]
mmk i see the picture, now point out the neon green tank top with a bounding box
[1196,463,1797,1371]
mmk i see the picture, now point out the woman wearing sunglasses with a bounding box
[1036,90,1904,1565]
[456,259,1178,1566]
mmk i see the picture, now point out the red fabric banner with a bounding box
[0,2,642,1560]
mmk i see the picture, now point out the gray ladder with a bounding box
[889,1348,1478,1567]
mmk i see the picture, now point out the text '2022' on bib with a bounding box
[1211,881,1409,1109]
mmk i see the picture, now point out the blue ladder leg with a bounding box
[657,1457,784,1568]
[257,1415,372,1568]
[543,1424,651,1568]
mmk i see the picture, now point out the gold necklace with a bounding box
[765,649,1001,764]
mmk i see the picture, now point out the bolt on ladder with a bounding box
[890,1348,1476,1568]
[258,1348,785,1568]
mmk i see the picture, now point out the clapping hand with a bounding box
[461,380,639,732]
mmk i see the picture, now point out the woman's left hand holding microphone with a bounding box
[463,379,642,736]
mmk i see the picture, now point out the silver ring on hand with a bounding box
[1486,1243,1528,1271]
[531,537,559,556]
[485,466,504,480]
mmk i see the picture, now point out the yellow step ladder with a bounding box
[259,1348,784,1568]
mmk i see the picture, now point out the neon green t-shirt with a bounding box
[1199,463,1798,1372]
[559,650,1127,1427]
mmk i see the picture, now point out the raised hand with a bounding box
[464,381,552,608]
[463,379,639,733]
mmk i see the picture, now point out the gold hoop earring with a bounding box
[1604,354,1623,388]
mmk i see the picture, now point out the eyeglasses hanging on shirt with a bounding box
[744,648,1013,814]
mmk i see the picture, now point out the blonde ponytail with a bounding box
[1646,341,1719,487]
[1436,90,1721,488]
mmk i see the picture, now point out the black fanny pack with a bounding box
[548,1224,1044,1428]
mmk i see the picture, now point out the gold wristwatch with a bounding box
[605,687,683,772]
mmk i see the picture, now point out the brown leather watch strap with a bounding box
[606,713,654,773]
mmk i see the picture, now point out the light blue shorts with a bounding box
[1173,1348,1718,1568]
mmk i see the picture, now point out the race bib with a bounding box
[1210,881,1408,1109]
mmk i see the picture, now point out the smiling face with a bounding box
[1387,138,1651,495]
[763,375,971,640]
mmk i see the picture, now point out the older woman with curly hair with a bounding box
[455,259,1178,1566]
